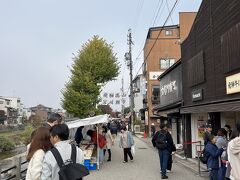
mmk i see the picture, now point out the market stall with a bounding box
[66,114,109,170]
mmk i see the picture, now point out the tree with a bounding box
[98,104,113,115]
[62,36,120,118]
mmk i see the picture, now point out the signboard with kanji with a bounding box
[226,73,240,94]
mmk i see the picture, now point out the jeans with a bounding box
[210,169,218,180]
[158,149,170,176]
[99,148,104,164]
[123,148,133,162]
[218,164,226,180]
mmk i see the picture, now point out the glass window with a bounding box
[165,30,173,36]
[109,93,114,98]
[160,59,176,70]
[152,86,160,97]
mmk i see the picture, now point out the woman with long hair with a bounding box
[102,125,114,161]
[26,127,52,180]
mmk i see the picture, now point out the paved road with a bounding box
[85,136,208,180]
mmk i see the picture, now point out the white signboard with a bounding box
[149,71,163,80]
[226,73,240,94]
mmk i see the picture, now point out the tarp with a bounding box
[66,114,109,129]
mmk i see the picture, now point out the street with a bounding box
[85,136,208,180]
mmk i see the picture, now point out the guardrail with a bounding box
[0,157,28,180]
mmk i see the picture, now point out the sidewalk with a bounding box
[135,133,209,177]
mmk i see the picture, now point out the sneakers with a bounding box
[123,161,127,163]
[161,175,168,179]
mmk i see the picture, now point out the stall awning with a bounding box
[66,114,109,129]
[181,100,240,114]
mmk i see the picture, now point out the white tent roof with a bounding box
[66,114,109,129]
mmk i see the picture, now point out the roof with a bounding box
[146,25,179,39]
[66,114,109,129]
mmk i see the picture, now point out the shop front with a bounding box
[153,60,183,145]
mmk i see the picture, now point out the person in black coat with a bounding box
[205,135,224,180]
[75,126,84,146]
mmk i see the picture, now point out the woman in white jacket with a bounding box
[26,127,52,180]
[227,123,240,180]
[102,126,114,161]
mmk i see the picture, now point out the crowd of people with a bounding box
[25,114,135,180]
[203,123,240,180]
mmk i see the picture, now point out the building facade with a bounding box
[143,12,196,134]
[180,0,240,157]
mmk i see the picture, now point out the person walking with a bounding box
[119,126,134,163]
[26,127,52,180]
[215,128,228,180]
[75,126,84,147]
[102,126,114,161]
[41,124,83,180]
[227,123,240,180]
[152,124,174,179]
[203,124,213,146]
[205,135,224,180]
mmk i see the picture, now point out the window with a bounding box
[165,30,173,36]
[160,59,176,69]
[115,100,120,104]
[109,93,114,98]
[103,93,108,98]
[152,86,160,97]
[0,101,3,104]
[115,93,120,98]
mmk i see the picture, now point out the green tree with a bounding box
[62,36,119,118]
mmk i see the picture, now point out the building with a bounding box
[153,60,183,145]
[180,0,240,157]
[30,104,52,122]
[132,74,145,121]
[143,12,196,134]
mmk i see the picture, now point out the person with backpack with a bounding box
[205,135,224,180]
[41,124,87,180]
[152,124,174,179]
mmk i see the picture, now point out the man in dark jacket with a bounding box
[203,124,213,146]
[152,124,175,179]
[42,113,62,130]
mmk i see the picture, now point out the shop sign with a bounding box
[149,71,163,80]
[160,80,177,96]
[192,89,203,102]
[226,73,240,94]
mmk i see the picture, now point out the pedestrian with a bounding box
[151,123,156,137]
[110,122,118,141]
[119,126,134,163]
[203,124,213,146]
[166,126,176,172]
[26,127,52,180]
[75,126,84,147]
[86,129,106,164]
[227,123,240,180]
[215,128,227,180]
[224,124,232,141]
[43,113,62,130]
[102,126,114,161]
[205,135,224,180]
[41,124,84,180]
[152,124,175,179]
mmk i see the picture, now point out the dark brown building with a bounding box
[180,0,240,157]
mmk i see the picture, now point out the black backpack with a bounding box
[199,148,208,164]
[155,132,168,150]
[51,144,90,180]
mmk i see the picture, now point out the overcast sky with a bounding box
[0,0,201,109]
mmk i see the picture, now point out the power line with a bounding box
[151,0,164,26]
[165,0,174,25]
[144,0,180,63]
[132,0,145,31]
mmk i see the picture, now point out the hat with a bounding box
[206,124,212,128]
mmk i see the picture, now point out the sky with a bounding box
[0,0,202,110]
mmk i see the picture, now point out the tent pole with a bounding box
[97,125,100,170]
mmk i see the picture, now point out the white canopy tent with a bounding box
[66,114,109,170]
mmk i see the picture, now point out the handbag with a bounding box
[131,145,135,156]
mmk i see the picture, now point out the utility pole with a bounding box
[125,29,135,132]
[121,77,125,117]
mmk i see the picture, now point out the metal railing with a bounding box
[0,156,28,180]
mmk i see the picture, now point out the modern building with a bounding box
[142,12,196,134]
